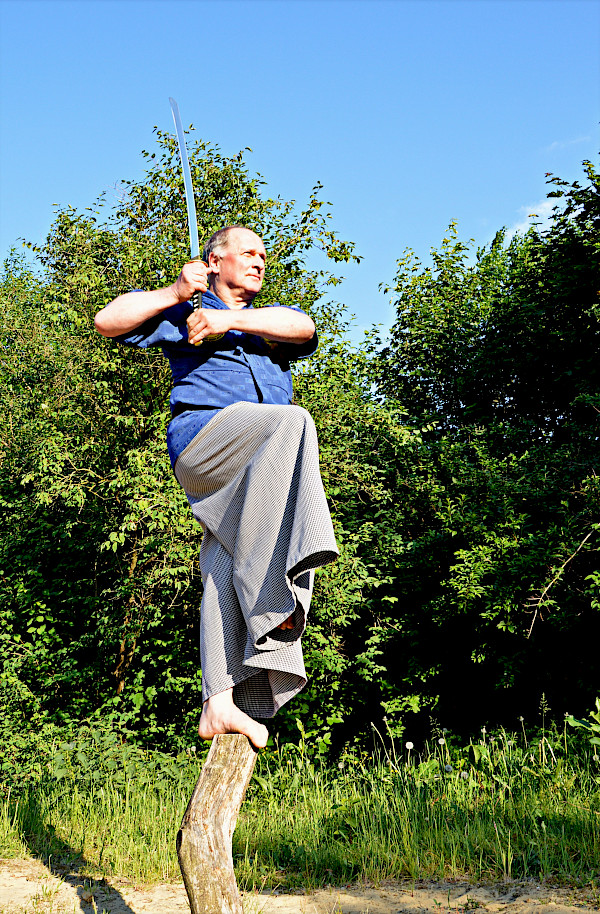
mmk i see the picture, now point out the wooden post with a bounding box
[177,733,258,914]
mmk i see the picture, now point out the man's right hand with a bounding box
[172,260,214,303]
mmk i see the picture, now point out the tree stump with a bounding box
[177,733,258,914]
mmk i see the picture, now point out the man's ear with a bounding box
[208,251,220,275]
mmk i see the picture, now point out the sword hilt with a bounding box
[189,257,206,311]
[188,257,224,345]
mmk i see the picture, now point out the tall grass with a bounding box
[1,724,599,888]
[236,729,600,888]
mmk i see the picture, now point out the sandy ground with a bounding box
[1,858,598,914]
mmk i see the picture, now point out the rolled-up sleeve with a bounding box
[113,299,192,349]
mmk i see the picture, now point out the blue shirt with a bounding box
[116,290,318,467]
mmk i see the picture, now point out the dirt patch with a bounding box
[1,858,598,914]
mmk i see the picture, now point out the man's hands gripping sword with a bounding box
[176,260,229,345]
[95,257,315,347]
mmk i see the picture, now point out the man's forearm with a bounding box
[230,307,315,343]
[186,306,315,346]
[94,287,180,338]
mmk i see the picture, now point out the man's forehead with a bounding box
[228,228,265,251]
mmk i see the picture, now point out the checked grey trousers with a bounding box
[174,402,338,718]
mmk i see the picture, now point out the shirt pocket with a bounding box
[262,379,293,405]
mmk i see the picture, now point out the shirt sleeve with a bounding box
[113,299,193,349]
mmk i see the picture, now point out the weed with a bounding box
[1,720,599,889]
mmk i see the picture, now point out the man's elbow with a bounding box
[94,311,109,336]
[94,309,117,338]
[297,318,316,343]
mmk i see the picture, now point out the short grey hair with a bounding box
[202,225,248,264]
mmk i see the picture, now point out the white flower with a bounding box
[438,737,445,745]
[405,741,414,750]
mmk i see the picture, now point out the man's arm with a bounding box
[94,261,212,338]
[186,306,315,346]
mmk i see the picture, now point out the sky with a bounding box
[1,0,598,339]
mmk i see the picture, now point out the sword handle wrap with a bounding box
[189,257,206,311]
[188,257,224,345]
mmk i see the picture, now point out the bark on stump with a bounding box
[177,733,258,914]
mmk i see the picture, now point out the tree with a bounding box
[364,160,600,735]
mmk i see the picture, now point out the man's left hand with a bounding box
[187,308,233,346]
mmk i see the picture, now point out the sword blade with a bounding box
[169,97,201,262]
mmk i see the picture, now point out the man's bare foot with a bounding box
[198,689,269,749]
[277,613,295,631]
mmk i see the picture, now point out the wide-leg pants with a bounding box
[174,402,338,718]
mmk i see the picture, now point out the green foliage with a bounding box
[566,698,600,760]
[2,128,598,752]
[377,160,600,445]
[0,651,62,791]
[360,159,600,736]
[2,724,599,886]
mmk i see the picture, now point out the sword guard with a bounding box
[194,332,225,347]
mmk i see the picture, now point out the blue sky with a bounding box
[1,0,598,338]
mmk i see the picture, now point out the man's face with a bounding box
[210,229,266,303]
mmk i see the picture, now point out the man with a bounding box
[95,226,338,749]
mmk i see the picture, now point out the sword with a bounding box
[169,97,204,310]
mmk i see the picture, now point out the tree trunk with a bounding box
[177,733,258,914]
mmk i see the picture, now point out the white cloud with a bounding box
[506,199,557,240]
[544,135,591,153]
